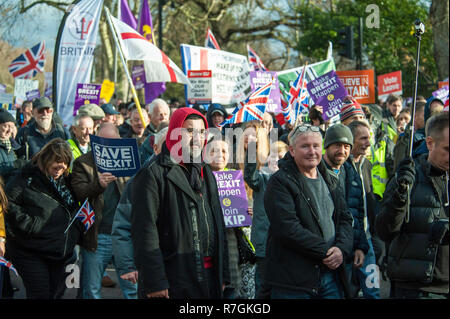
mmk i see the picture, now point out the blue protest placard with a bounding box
[90,135,141,177]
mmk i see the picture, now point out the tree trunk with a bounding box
[430,0,449,81]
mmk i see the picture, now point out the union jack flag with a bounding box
[282,66,310,125]
[76,199,95,232]
[205,28,221,50]
[218,79,273,127]
[0,256,18,276]
[8,41,45,79]
[247,45,267,71]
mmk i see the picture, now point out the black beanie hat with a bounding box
[0,109,15,124]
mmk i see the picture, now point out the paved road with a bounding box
[8,266,391,299]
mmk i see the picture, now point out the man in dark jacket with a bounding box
[376,112,449,299]
[264,124,353,299]
[15,97,70,160]
[71,123,136,299]
[130,107,230,299]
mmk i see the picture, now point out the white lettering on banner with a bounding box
[224,215,246,226]
[93,144,135,171]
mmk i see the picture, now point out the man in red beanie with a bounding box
[129,107,230,299]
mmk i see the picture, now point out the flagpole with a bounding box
[105,7,147,127]
[294,62,308,127]
[113,0,120,86]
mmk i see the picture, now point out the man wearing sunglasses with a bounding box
[264,124,353,299]
[15,97,70,160]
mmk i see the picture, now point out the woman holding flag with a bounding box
[4,139,84,299]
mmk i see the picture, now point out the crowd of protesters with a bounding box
[0,89,448,300]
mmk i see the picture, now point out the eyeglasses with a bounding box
[292,124,320,134]
[184,128,207,137]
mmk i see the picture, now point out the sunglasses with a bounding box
[292,124,320,134]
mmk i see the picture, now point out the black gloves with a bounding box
[429,219,449,245]
[396,157,415,193]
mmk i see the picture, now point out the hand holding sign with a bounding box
[98,172,117,188]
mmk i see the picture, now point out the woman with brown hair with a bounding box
[5,138,84,299]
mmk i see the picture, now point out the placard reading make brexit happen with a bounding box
[90,135,141,177]
[213,170,252,228]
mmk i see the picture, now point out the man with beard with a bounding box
[130,107,230,299]
[322,124,378,298]
[16,97,70,160]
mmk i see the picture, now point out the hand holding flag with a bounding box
[0,256,18,276]
[64,199,95,234]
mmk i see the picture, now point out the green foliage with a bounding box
[297,0,437,97]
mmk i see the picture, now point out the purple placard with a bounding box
[249,71,281,113]
[26,89,41,100]
[432,85,449,102]
[307,70,348,121]
[132,65,146,90]
[213,170,252,228]
[0,84,6,93]
[73,83,101,116]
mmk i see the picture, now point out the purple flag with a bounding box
[73,83,101,116]
[138,0,155,43]
[138,0,166,103]
[120,0,137,29]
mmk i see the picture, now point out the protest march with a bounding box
[0,0,449,307]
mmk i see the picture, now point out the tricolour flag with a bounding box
[8,41,45,79]
[218,79,273,127]
[0,256,18,276]
[109,13,189,85]
[205,28,221,50]
[247,45,267,72]
[76,199,95,232]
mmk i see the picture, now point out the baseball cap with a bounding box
[101,103,120,115]
[77,103,105,120]
[33,97,53,110]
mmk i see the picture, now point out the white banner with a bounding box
[181,44,251,105]
[54,0,104,126]
[14,79,39,105]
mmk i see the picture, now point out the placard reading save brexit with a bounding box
[213,170,252,228]
[90,135,140,177]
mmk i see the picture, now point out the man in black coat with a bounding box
[376,112,449,299]
[130,107,230,299]
[264,124,354,299]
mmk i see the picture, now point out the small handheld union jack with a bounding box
[8,41,46,79]
[0,256,18,276]
[205,28,221,50]
[247,45,267,72]
[218,78,274,128]
[64,199,95,234]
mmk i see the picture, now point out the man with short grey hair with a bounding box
[146,98,170,134]
[265,124,353,299]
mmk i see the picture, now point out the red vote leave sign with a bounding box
[377,71,402,102]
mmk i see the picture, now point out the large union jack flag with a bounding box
[205,28,221,50]
[76,199,95,232]
[8,41,46,79]
[247,45,267,71]
[0,256,18,276]
[218,79,273,127]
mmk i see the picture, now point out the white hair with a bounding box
[148,98,169,115]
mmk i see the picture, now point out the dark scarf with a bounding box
[184,163,203,193]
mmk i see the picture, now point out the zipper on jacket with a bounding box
[200,194,210,256]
